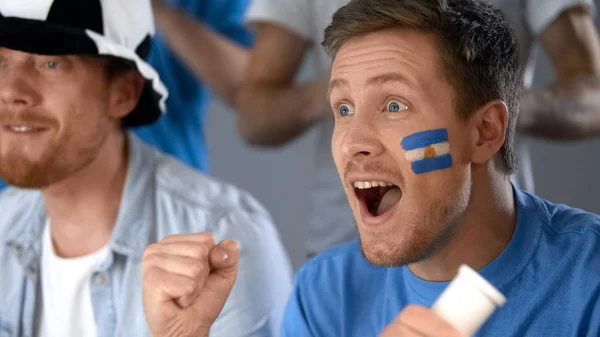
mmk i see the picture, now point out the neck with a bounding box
[409,168,516,281]
[42,131,129,258]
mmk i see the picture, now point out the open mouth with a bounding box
[353,181,403,217]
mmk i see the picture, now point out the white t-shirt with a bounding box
[37,222,109,337]
[246,0,594,255]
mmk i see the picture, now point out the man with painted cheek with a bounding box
[276,0,600,336]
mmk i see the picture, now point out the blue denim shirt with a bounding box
[0,134,293,337]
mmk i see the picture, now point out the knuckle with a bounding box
[143,243,160,258]
[191,245,209,259]
[197,232,215,244]
[159,234,178,243]
[201,232,214,240]
[189,262,207,278]
[143,251,161,264]
[181,278,197,295]
[142,267,162,285]
[141,253,165,273]
[397,305,420,321]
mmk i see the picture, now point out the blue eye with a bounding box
[387,100,406,112]
[339,104,354,117]
[46,61,59,69]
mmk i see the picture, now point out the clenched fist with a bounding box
[142,233,240,337]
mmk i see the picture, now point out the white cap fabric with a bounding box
[0,0,169,127]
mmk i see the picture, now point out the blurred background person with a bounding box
[238,0,355,257]
[499,0,600,192]
[136,0,253,172]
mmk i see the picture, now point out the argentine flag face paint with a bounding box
[401,129,453,174]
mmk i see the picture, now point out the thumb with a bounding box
[197,240,240,315]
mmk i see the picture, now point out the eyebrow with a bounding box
[328,78,350,97]
[365,73,413,88]
[328,73,415,97]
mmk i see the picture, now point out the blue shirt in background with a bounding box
[134,0,253,172]
[282,188,600,336]
[0,0,253,192]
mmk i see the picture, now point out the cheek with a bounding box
[396,127,470,193]
[331,125,345,170]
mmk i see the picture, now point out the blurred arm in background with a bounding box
[235,20,331,147]
[151,0,250,104]
[518,5,600,140]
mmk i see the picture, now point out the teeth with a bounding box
[353,181,395,189]
[9,126,33,132]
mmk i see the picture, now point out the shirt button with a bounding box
[96,274,107,285]
[14,244,23,254]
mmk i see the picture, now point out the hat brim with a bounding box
[0,16,168,127]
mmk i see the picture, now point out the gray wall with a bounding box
[206,103,316,270]
[206,8,600,270]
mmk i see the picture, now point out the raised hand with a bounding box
[142,233,240,337]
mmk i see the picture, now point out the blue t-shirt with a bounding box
[282,188,600,336]
[0,0,253,191]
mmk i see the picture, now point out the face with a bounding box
[0,48,125,188]
[330,29,475,267]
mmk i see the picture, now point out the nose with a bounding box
[0,72,40,109]
[339,117,385,159]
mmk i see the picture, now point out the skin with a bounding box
[380,306,466,337]
[150,1,331,146]
[236,23,331,146]
[142,234,240,337]
[0,47,143,257]
[329,28,516,334]
[151,0,249,104]
[518,6,600,140]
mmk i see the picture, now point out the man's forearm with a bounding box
[153,4,249,104]
[236,76,330,147]
[518,74,600,140]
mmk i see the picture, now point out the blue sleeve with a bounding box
[281,273,316,337]
[200,0,254,48]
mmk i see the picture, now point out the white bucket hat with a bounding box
[0,0,169,126]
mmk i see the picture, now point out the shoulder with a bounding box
[520,190,600,266]
[525,190,600,237]
[0,187,42,236]
[155,154,269,213]
[152,151,283,244]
